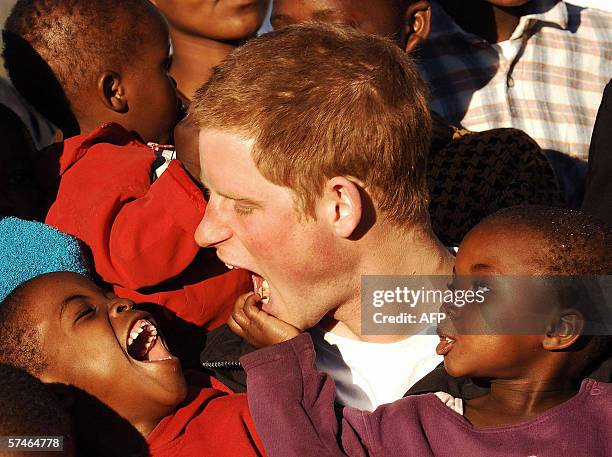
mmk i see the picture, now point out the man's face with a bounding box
[123,13,182,144]
[153,0,270,41]
[195,129,351,330]
[27,273,187,427]
[271,0,405,46]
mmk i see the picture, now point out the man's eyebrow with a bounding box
[200,177,263,205]
[59,294,87,321]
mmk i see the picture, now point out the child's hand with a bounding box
[228,292,300,348]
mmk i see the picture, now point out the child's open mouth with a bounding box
[126,319,173,362]
[436,333,456,356]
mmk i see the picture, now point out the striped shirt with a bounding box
[416,0,612,160]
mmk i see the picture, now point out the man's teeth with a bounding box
[225,263,239,270]
[445,337,455,343]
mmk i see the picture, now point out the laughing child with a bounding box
[3,0,251,329]
[231,206,611,457]
[0,216,264,456]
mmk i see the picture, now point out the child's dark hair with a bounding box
[0,363,71,437]
[483,206,612,371]
[482,206,611,275]
[0,284,47,375]
[3,0,158,102]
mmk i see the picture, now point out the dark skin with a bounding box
[177,0,433,185]
[150,0,270,102]
[231,220,598,428]
[438,0,531,43]
[18,272,188,437]
[73,5,181,144]
[271,0,432,52]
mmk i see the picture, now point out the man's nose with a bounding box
[195,202,232,247]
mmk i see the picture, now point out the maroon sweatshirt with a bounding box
[242,333,612,457]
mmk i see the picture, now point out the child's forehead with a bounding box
[457,221,544,274]
[20,272,101,312]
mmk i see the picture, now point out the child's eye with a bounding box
[233,204,254,216]
[75,306,95,321]
[472,282,491,294]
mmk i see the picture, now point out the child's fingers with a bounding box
[227,313,246,339]
[243,293,266,321]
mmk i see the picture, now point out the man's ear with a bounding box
[97,71,128,113]
[404,0,432,53]
[319,176,363,239]
[542,310,584,351]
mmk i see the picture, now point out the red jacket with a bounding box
[45,123,250,328]
[147,387,265,457]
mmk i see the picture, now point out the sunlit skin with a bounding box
[195,130,354,332]
[438,220,595,427]
[151,0,270,100]
[21,272,187,437]
[76,5,181,144]
[195,128,454,342]
[271,0,432,52]
[230,217,598,428]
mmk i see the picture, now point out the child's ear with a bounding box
[404,0,432,53]
[319,176,363,239]
[542,310,584,351]
[97,71,128,113]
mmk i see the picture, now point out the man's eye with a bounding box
[234,204,254,216]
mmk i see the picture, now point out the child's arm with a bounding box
[46,129,206,290]
[102,160,205,289]
[234,294,374,457]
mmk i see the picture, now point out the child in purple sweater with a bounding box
[232,206,612,457]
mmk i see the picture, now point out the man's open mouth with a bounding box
[251,274,270,304]
[126,319,174,362]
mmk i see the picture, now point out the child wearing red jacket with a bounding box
[0,217,264,456]
[4,0,250,328]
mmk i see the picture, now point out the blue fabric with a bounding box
[0,216,90,302]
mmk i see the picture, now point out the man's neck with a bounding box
[439,0,526,43]
[328,225,454,343]
[169,27,236,101]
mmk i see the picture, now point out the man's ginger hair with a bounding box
[191,22,431,226]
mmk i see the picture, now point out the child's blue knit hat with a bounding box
[0,216,90,302]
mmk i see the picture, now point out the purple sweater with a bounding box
[241,334,612,457]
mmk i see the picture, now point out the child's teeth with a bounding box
[130,331,140,340]
[225,263,234,270]
[128,337,133,346]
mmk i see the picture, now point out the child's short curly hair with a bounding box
[482,206,611,275]
[3,0,159,102]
